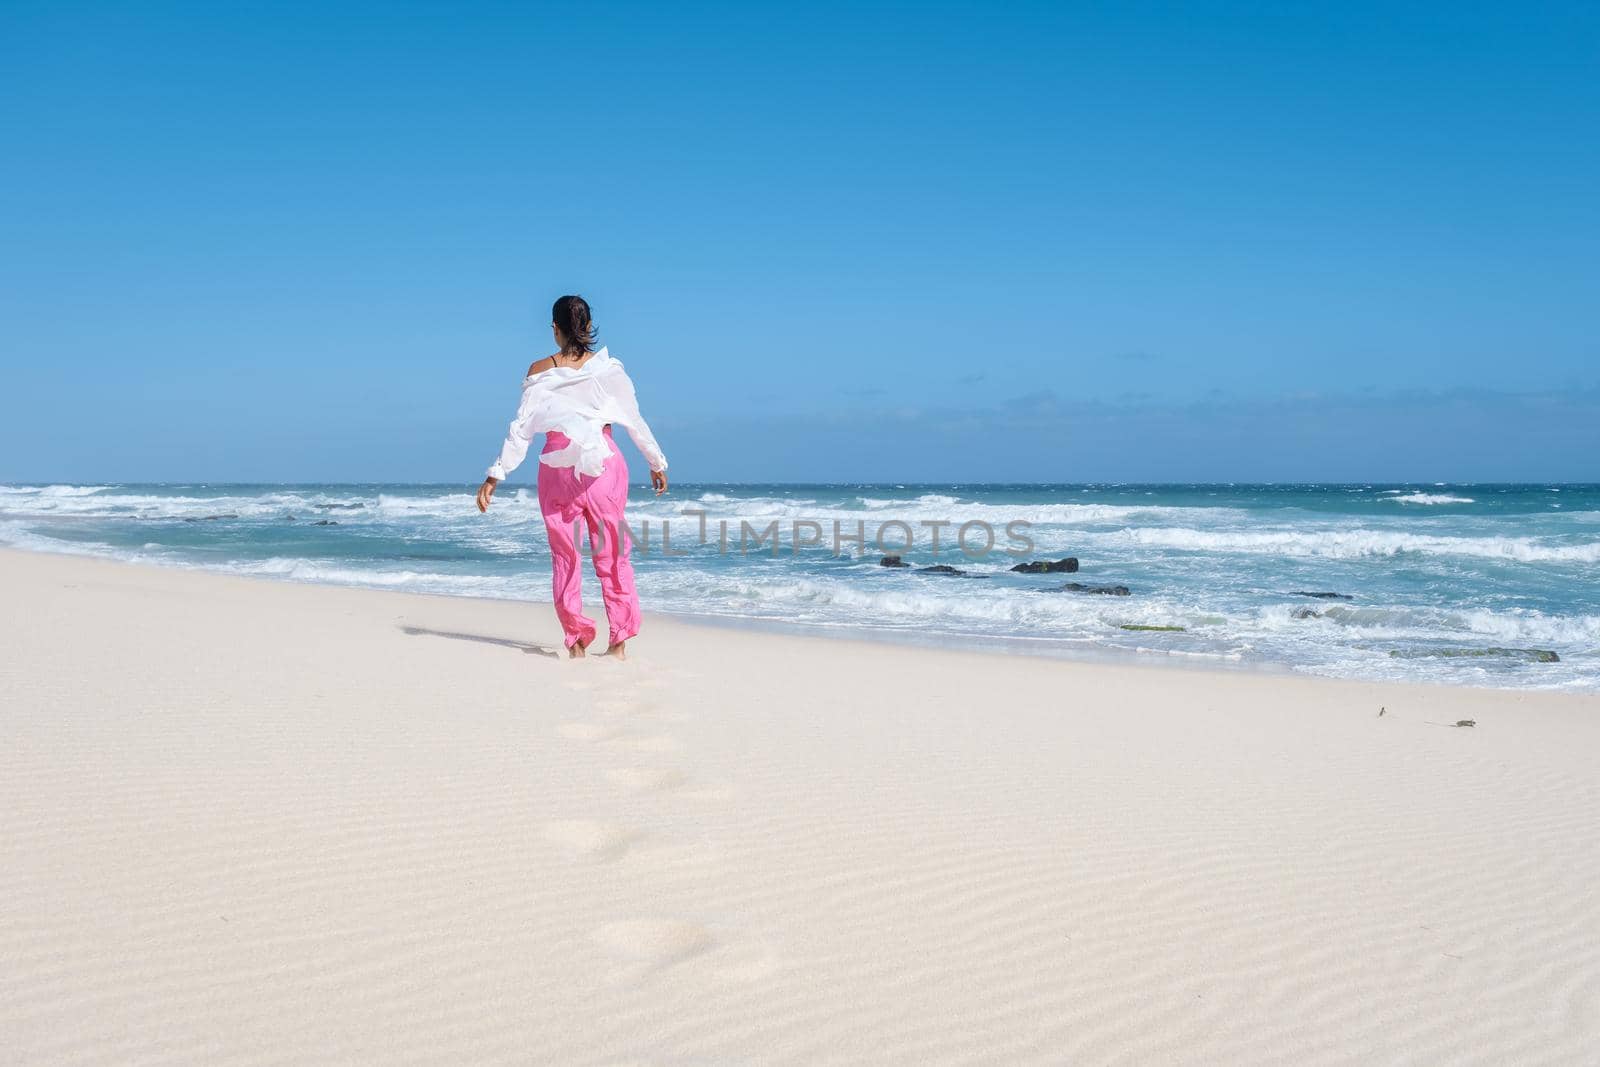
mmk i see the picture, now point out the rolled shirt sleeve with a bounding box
[486,381,540,481]
[608,363,668,472]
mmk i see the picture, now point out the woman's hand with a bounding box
[651,469,668,496]
[476,477,498,513]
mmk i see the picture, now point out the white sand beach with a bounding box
[3,546,1598,1064]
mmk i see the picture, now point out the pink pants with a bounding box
[538,427,640,649]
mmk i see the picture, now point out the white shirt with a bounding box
[486,348,668,480]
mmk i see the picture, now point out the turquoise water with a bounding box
[5,481,1599,690]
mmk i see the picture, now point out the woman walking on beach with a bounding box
[476,295,669,659]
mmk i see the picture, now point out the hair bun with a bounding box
[552,294,597,357]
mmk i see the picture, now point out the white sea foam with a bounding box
[628,497,1246,528]
[212,556,535,595]
[376,492,456,513]
[0,484,111,497]
[1,484,1249,530]
[1457,609,1600,647]
[0,489,349,520]
[646,570,1082,630]
[1385,492,1476,505]
[5,482,1597,690]
[0,519,127,558]
[856,493,964,508]
[1110,526,1600,564]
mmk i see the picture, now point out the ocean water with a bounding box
[5,481,1599,691]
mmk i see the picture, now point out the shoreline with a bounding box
[5,478,1597,693]
[1,542,1587,695]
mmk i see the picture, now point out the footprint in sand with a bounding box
[557,721,626,742]
[715,942,786,983]
[608,734,683,754]
[596,696,656,716]
[630,677,674,690]
[541,820,640,861]
[681,781,735,802]
[591,918,713,965]
[605,767,688,794]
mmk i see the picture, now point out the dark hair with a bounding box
[551,295,597,359]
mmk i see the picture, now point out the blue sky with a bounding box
[2,1,1596,483]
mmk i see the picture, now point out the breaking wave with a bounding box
[1112,526,1600,564]
[5,480,1598,690]
[1384,492,1476,505]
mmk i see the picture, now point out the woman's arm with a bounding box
[477,377,545,511]
[607,364,669,487]
[486,384,538,482]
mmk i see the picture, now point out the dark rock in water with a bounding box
[917,564,965,575]
[1052,582,1130,596]
[1011,557,1079,574]
[312,519,340,527]
[1292,591,1352,600]
[184,513,239,522]
[1389,647,1560,664]
[1291,607,1323,620]
[1120,624,1184,632]
[284,514,297,521]
[879,555,909,567]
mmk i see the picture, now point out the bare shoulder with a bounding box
[526,354,560,377]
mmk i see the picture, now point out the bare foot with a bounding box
[603,640,627,661]
[569,637,590,659]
